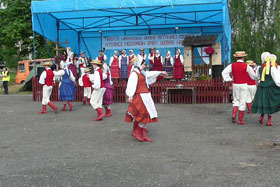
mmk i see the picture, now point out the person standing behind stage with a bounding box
[128,50,135,78]
[137,48,147,67]
[109,51,120,79]
[90,60,107,121]
[245,60,257,114]
[152,50,164,80]
[66,53,78,80]
[173,49,185,80]
[55,63,76,112]
[148,47,155,70]
[1,67,10,95]
[96,50,107,63]
[78,52,89,75]
[38,62,58,114]
[119,50,129,79]
[102,63,114,117]
[79,68,92,105]
[222,51,258,125]
[164,51,174,77]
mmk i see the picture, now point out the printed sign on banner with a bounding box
[102,33,200,49]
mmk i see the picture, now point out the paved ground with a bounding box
[0,95,280,187]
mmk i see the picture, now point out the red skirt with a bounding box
[173,64,184,79]
[125,93,158,124]
[111,64,120,79]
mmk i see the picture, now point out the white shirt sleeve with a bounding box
[93,70,101,89]
[271,66,280,87]
[126,71,138,98]
[39,71,46,85]
[109,57,114,66]
[78,76,83,87]
[89,74,94,84]
[180,55,184,65]
[127,56,129,65]
[222,64,233,82]
[103,72,108,80]
[104,55,107,62]
[170,57,174,66]
[246,65,258,80]
[119,56,122,68]
[146,71,162,85]
[54,70,65,77]
[69,70,76,83]
[161,56,164,65]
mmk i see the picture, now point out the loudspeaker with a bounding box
[37,67,45,78]
[212,65,223,78]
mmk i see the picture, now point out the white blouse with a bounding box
[109,55,118,66]
[175,54,184,65]
[255,66,280,87]
[126,68,161,98]
[55,69,76,83]
[164,56,174,66]
[118,55,129,68]
[92,67,108,89]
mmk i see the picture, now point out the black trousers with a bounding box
[3,81,8,94]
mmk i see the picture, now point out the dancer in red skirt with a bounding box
[79,68,92,105]
[128,50,135,78]
[125,58,167,142]
[102,63,114,117]
[173,49,185,79]
[152,50,164,80]
[109,51,120,79]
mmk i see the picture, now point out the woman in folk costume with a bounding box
[38,62,58,114]
[125,57,168,142]
[109,51,120,79]
[55,63,76,111]
[164,51,174,77]
[119,50,129,79]
[78,52,89,75]
[152,50,164,81]
[222,51,258,125]
[128,50,135,78]
[78,68,92,105]
[252,53,280,126]
[148,47,155,70]
[137,48,147,67]
[173,49,185,79]
[245,60,257,114]
[96,49,107,63]
[102,63,114,117]
[66,52,78,80]
[90,60,107,121]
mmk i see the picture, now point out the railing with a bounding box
[32,77,232,104]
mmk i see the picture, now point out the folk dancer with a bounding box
[79,68,92,105]
[96,50,107,63]
[252,53,280,126]
[128,50,135,78]
[109,51,120,79]
[102,63,114,117]
[125,57,168,142]
[137,48,147,68]
[78,52,89,75]
[148,47,155,70]
[245,60,257,114]
[55,63,76,111]
[222,51,258,125]
[119,50,129,79]
[38,62,58,114]
[152,50,164,81]
[90,60,107,121]
[164,51,174,77]
[173,49,185,79]
[66,52,78,80]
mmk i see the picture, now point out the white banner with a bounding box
[102,33,199,49]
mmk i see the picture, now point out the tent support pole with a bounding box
[32,30,37,76]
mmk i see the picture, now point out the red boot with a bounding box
[238,111,246,125]
[247,103,252,114]
[48,102,57,114]
[82,97,86,105]
[232,106,238,123]
[88,98,91,105]
[132,121,138,137]
[105,107,112,117]
[67,101,73,111]
[39,105,47,114]
[62,104,67,111]
[93,108,105,121]
[141,128,153,142]
[267,115,273,126]
[259,114,264,125]
[134,125,144,142]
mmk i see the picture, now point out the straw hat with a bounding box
[84,68,91,73]
[233,51,247,58]
[246,60,254,66]
[43,62,52,66]
[140,48,144,51]
[90,60,103,66]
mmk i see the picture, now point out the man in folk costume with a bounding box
[102,63,114,117]
[137,48,147,68]
[96,50,107,63]
[164,51,174,77]
[39,62,58,114]
[125,57,168,142]
[78,52,89,75]
[119,50,129,79]
[245,60,257,114]
[222,51,258,125]
[90,60,107,121]
[78,68,92,105]
[109,51,120,79]
[152,50,164,80]
[148,47,155,70]
[173,49,185,79]
[252,53,280,126]
[128,50,135,78]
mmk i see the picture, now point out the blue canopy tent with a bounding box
[31,0,231,66]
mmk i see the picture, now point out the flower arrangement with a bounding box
[204,46,215,55]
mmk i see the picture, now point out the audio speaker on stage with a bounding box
[37,67,45,78]
[212,65,223,78]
